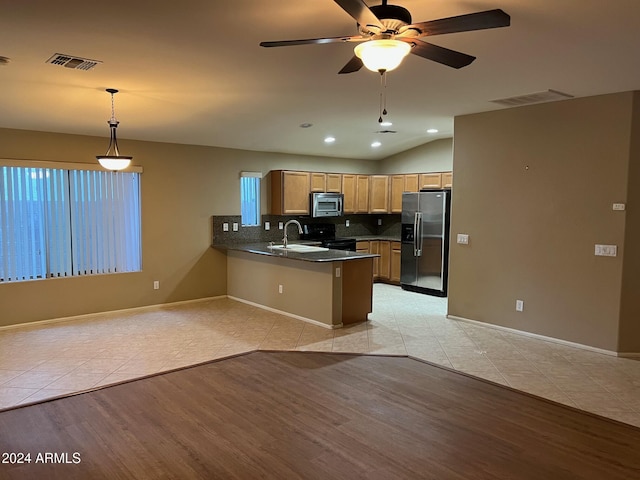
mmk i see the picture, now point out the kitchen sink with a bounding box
[268,244,329,253]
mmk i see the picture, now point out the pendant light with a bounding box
[96,88,132,171]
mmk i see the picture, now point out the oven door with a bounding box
[322,238,356,251]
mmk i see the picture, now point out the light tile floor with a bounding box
[1,284,639,427]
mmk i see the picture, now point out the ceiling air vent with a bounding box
[45,53,102,71]
[491,89,573,107]
[375,129,397,134]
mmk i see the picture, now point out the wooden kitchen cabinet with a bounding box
[404,174,419,193]
[369,175,389,213]
[441,171,453,188]
[356,241,369,253]
[310,172,326,192]
[342,174,356,213]
[326,173,342,193]
[356,175,370,213]
[419,173,442,190]
[370,240,380,279]
[390,241,401,283]
[390,174,404,213]
[270,170,311,215]
[378,241,391,280]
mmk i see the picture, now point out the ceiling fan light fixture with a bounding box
[354,39,411,73]
[96,88,132,171]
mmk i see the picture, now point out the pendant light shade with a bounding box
[96,88,132,171]
[354,39,411,73]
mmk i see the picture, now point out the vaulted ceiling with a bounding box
[2,0,640,160]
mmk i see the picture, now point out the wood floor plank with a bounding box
[0,352,639,479]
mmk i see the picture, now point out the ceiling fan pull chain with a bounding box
[382,70,388,116]
[378,70,384,123]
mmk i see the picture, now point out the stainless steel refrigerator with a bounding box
[401,190,451,297]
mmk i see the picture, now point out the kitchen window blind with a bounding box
[240,171,261,227]
[0,165,141,282]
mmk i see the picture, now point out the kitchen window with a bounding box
[240,171,261,226]
[0,163,142,283]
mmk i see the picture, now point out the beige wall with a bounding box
[449,92,636,352]
[378,138,453,174]
[618,91,640,353]
[0,127,377,327]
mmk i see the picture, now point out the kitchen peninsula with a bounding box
[219,244,378,328]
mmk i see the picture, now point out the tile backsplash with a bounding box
[212,214,401,245]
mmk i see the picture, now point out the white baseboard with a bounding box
[0,296,227,332]
[446,314,639,358]
[228,296,341,330]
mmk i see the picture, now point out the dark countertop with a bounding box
[213,243,379,263]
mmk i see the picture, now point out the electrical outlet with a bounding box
[346,220,350,227]
[279,222,284,230]
[232,223,239,232]
[153,281,159,290]
[516,300,524,312]
[222,223,229,232]
[377,218,382,226]
[278,284,283,294]
[612,203,625,211]
[336,267,341,278]
[265,221,270,230]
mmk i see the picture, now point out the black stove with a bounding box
[300,223,356,251]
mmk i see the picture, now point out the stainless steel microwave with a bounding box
[311,192,344,217]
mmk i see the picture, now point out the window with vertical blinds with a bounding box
[240,171,261,227]
[0,165,141,282]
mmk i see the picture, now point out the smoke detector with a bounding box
[491,89,573,107]
[45,53,102,71]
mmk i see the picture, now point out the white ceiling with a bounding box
[1,0,640,160]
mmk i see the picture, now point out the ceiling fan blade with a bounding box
[338,55,363,74]
[260,35,365,48]
[402,39,475,69]
[406,9,510,37]
[333,0,384,32]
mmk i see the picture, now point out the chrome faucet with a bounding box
[282,220,303,248]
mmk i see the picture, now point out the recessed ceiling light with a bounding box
[300,123,313,128]
[371,141,382,148]
[324,136,336,143]
[426,128,438,134]
[380,121,393,127]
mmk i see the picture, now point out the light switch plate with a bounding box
[279,222,284,230]
[265,222,270,230]
[457,234,469,245]
[232,223,239,232]
[222,223,229,232]
[595,244,617,257]
[612,203,626,211]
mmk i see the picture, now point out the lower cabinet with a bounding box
[356,240,401,285]
[390,242,401,283]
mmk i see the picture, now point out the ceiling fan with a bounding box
[260,0,510,74]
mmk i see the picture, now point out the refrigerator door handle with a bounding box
[413,212,419,256]
[415,212,423,256]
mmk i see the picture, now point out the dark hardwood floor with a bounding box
[1,352,639,479]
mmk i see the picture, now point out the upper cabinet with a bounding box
[310,172,326,192]
[269,170,451,215]
[326,173,342,193]
[270,170,311,215]
[369,175,390,214]
[342,174,356,214]
[419,173,443,190]
[441,172,453,189]
[355,175,370,213]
